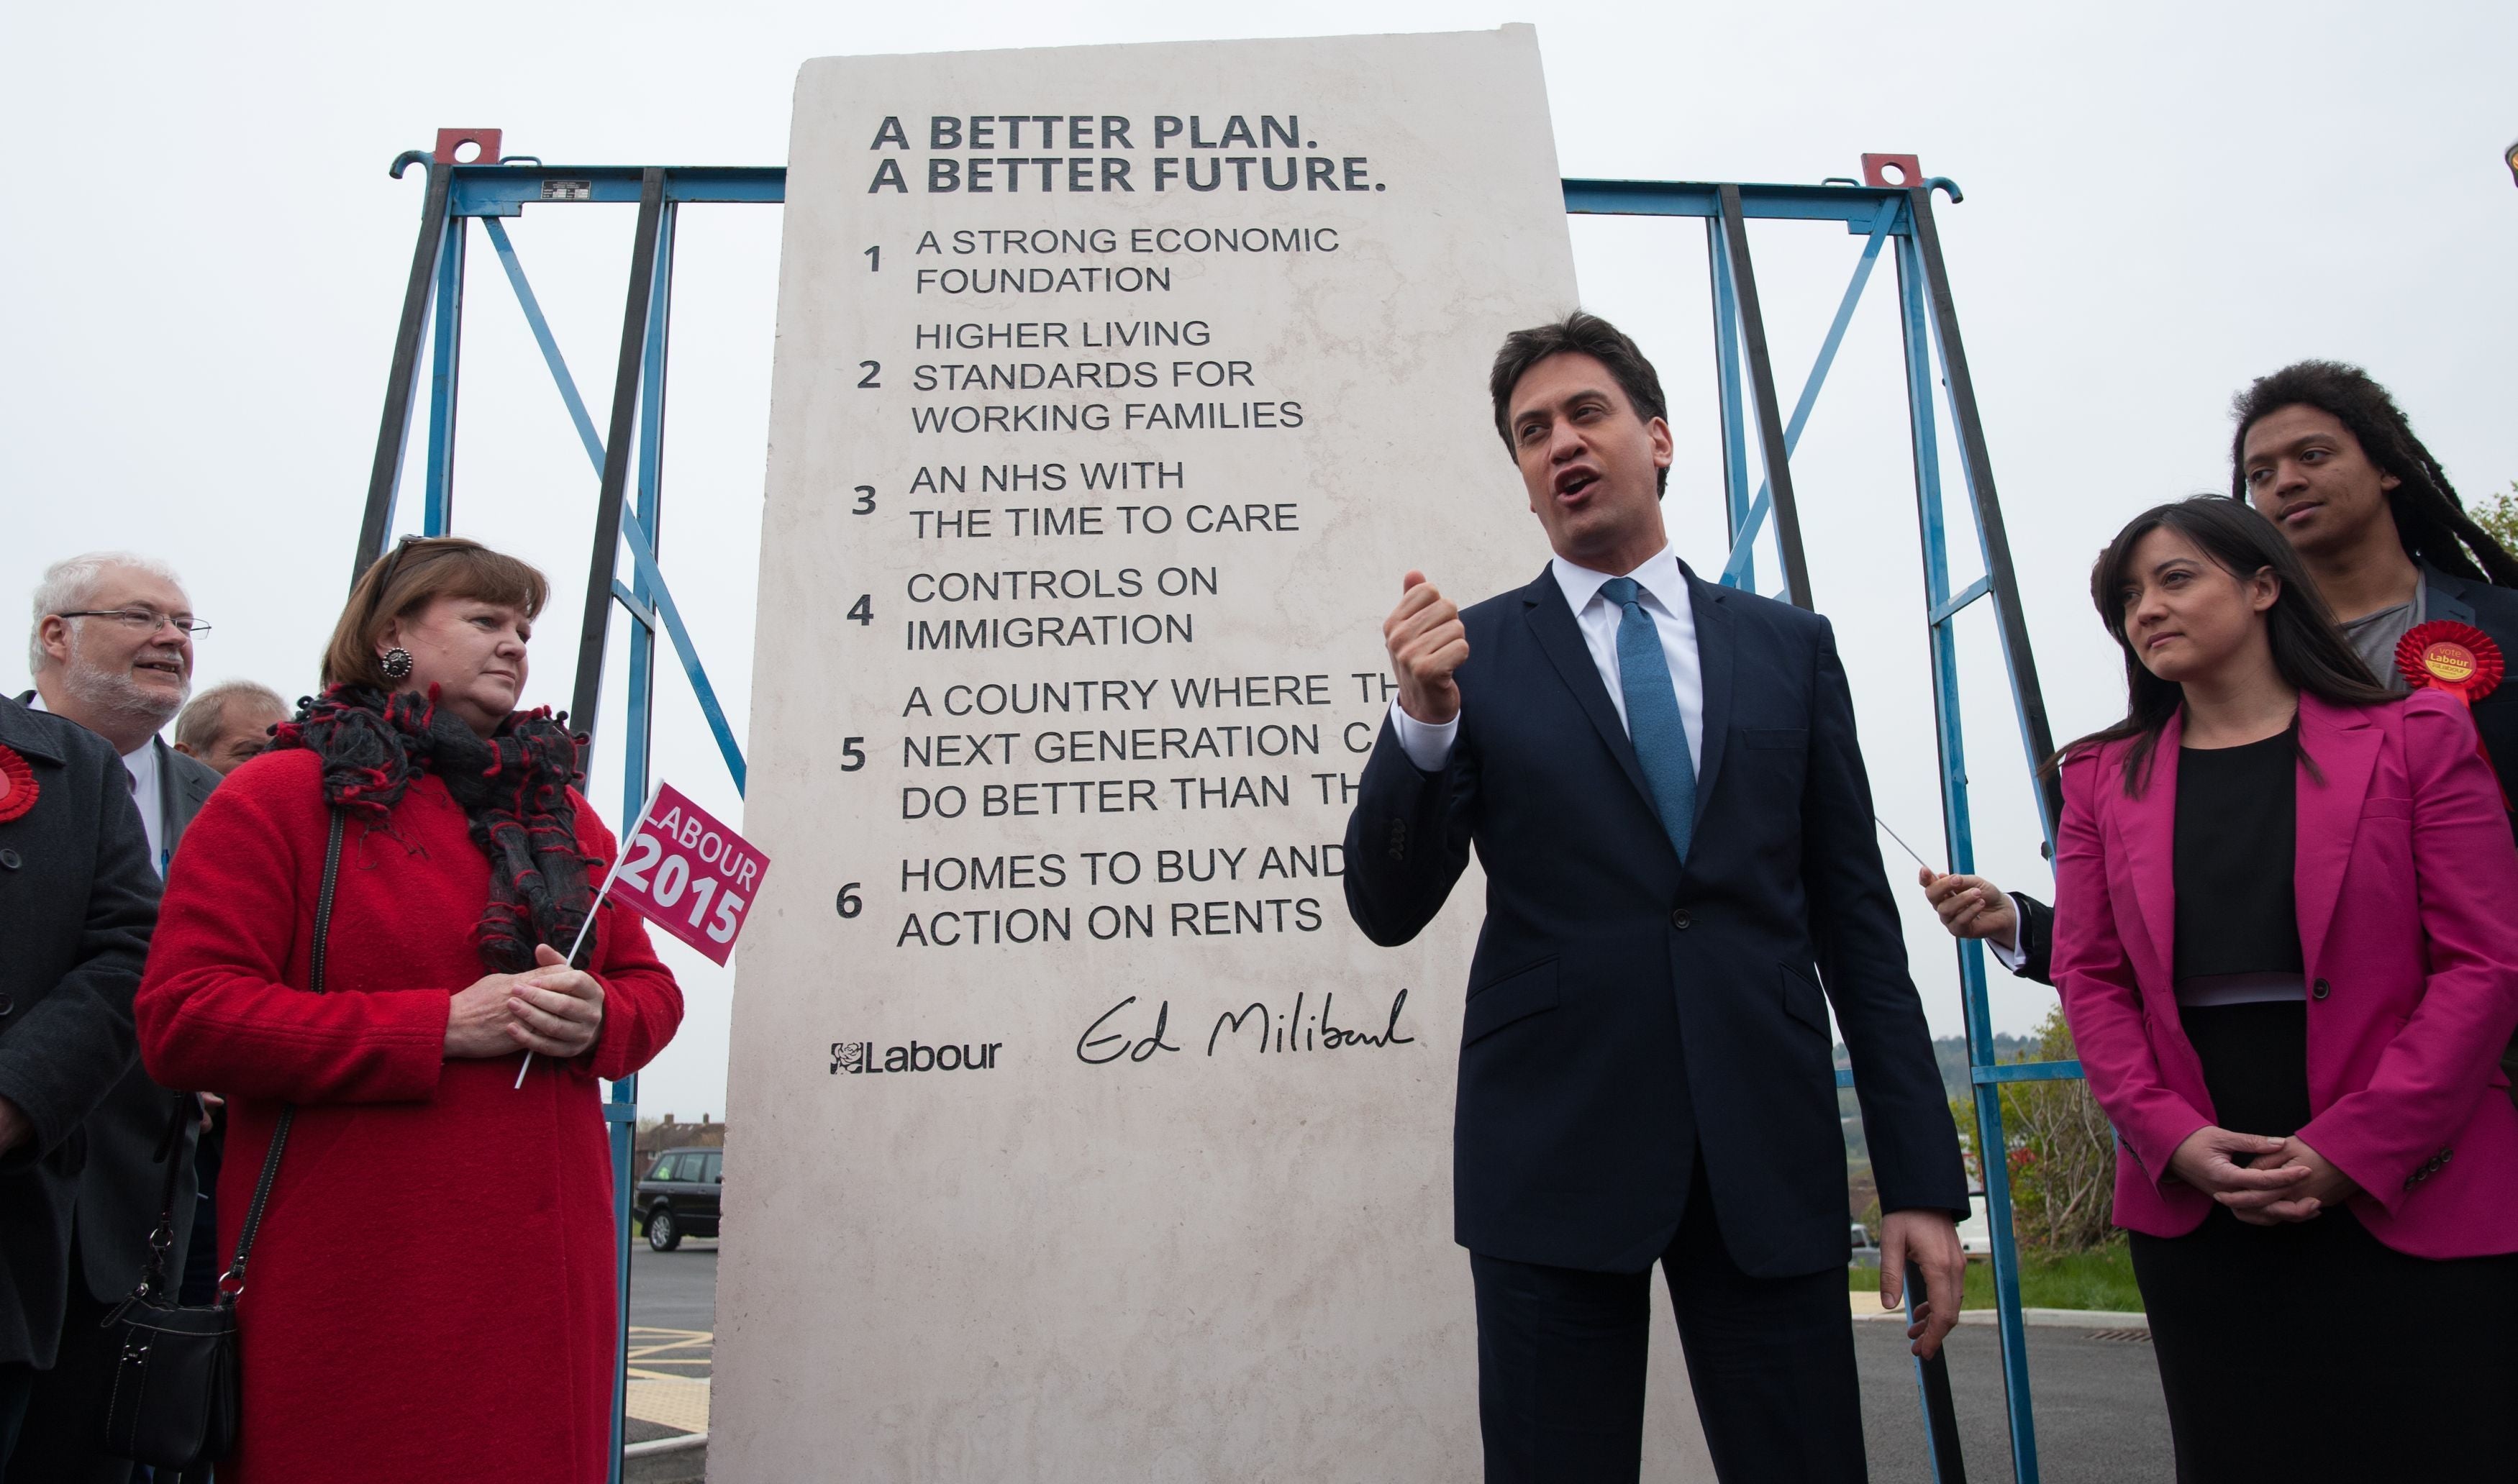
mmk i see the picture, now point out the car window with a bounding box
[647,1157,676,1181]
[668,1152,696,1181]
[703,1152,723,1182]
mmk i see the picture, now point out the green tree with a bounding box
[2471,481,2518,557]
[1952,1007,2119,1252]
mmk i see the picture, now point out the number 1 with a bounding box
[865,245,880,272]
[685,876,719,929]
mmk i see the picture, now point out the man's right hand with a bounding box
[1384,571,1468,725]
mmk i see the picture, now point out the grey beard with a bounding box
[62,661,184,734]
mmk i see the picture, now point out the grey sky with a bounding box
[6,1,2513,1119]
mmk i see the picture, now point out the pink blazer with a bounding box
[2053,688,2518,1258]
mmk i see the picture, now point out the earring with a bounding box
[380,647,414,680]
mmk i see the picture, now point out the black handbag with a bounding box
[94,809,343,1470]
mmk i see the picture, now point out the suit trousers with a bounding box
[10,1256,137,1484]
[1471,1155,1865,1484]
[0,1362,31,1477]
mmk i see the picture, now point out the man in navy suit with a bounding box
[1344,313,1967,1483]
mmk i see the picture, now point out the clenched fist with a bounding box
[1384,571,1469,725]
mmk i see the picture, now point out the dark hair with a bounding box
[1489,311,1671,494]
[2060,496,2395,793]
[2230,360,2518,587]
[322,536,550,689]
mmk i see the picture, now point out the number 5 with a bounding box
[708,890,746,944]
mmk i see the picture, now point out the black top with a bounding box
[2173,729,2304,982]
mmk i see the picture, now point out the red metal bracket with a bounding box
[1861,153,1923,189]
[433,128,504,166]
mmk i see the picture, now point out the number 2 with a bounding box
[619,831,663,891]
[858,360,881,388]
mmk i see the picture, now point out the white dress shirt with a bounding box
[1390,545,1705,773]
[27,691,167,875]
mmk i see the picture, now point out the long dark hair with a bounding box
[2230,360,2518,587]
[2059,497,2395,794]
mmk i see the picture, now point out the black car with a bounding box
[636,1147,722,1251]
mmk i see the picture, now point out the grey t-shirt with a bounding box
[2340,585,2426,694]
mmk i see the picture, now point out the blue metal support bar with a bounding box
[356,161,454,583]
[602,193,681,1484]
[1929,575,1991,627]
[1897,224,2040,1484]
[479,213,748,788]
[422,217,465,535]
[481,217,608,465]
[1973,1060,2085,1085]
[1718,199,1901,588]
[1705,220,1753,590]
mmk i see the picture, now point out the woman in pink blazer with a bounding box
[2052,496,2518,1481]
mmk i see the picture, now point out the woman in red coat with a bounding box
[136,537,683,1483]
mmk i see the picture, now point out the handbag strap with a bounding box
[215,807,344,1306]
[127,1093,200,1303]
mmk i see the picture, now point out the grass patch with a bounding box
[1849,1242,2141,1312]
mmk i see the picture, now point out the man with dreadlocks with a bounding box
[1924,362,2518,1009]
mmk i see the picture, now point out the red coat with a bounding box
[136,748,682,1483]
[2053,691,2518,1257]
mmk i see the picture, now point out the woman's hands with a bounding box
[443,944,607,1062]
[2168,1124,2353,1224]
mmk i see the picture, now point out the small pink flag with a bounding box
[604,783,771,967]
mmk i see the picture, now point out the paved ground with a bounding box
[618,1245,2176,1482]
[1855,1316,2174,1483]
[623,1238,717,1483]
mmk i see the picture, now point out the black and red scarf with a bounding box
[273,684,596,972]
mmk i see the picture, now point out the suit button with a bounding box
[0,992,12,1017]
[0,847,19,870]
[2311,978,2330,1001]
[1670,909,1691,930]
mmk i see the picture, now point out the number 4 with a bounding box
[847,596,872,626]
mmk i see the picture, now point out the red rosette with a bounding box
[2395,620,2504,706]
[0,744,36,824]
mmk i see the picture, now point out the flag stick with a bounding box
[1874,814,1938,876]
[517,786,661,1089]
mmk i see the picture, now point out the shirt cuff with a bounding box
[1986,894,2027,972]
[1388,698,1458,773]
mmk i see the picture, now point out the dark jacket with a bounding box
[1343,564,1966,1277]
[2007,563,2518,988]
[14,692,214,1304]
[0,696,158,1366]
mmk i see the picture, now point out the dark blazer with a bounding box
[2009,563,2518,987]
[0,696,158,1367]
[12,692,212,1303]
[1344,563,1967,1276]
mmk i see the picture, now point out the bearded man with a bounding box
[12,552,219,1483]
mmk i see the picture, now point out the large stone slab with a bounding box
[718,28,1708,1479]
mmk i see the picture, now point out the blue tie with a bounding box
[1600,577,1696,862]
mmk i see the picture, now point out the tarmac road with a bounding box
[1856,1316,2175,1483]
[620,1245,2175,1482]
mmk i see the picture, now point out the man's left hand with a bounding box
[1879,1208,1965,1359]
[0,1094,29,1157]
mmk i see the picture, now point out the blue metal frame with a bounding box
[367,159,2081,1484]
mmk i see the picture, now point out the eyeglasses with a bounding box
[55,609,212,637]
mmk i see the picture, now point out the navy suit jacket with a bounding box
[1344,563,1966,1276]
